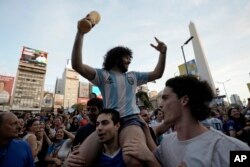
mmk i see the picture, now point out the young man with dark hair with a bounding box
[94,109,124,167]
[70,14,167,166]
[72,97,103,148]
[66,109,124,167]
[123,75,250,167]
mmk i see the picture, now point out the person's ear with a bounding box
[181,95,189,106]
[115,122,120,131]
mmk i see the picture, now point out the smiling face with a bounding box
[55,128,64,140]
[230,108,241,119]
[96,113,120,144]
[160,87,183,125]
[28,120,40,133]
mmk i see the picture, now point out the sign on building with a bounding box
[0,75,14,105]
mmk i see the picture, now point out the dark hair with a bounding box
[91,93,97,98]
[26,118,39,130]
[227,107,245,122]
[165,75,214,121]
[87,98,103,112]
[154,108,161,116]
[103,46,132,71]
[99,109,120,125]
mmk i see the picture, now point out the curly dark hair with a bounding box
[165,75,214,121]
[103,46,132,71]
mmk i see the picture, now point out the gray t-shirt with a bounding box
[154,128,250,167]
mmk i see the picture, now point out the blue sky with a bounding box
[0,0,250,104]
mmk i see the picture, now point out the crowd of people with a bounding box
[1,14,250,167]
[1,78,250,167]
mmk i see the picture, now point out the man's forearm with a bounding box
[148,52,166,81]
[72,31,84,71]
[154,52,166,78]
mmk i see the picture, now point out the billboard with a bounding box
[41,92,54,108]
[79,82,89,98]
[178,59,198,76]
[0,75,15,105]
[54,94,64,109]
[20,46,48,67]
[92,86,102,98]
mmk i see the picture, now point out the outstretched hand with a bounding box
[151,37,167,54]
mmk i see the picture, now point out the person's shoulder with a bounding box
[11,139,30,147]
[23,133,36,140]
[160,132,177,144]
[210,128,250,150]
[12,139,26,144]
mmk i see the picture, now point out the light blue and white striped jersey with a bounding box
[91,69,148,118]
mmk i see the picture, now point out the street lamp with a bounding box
[181,36,194,75]
[216,79,231,103]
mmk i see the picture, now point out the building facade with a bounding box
[62,68,79,109]
[11,47,48,112]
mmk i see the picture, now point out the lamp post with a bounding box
[216,79,231,103]
[181,36,194,75]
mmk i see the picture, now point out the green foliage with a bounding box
[136,91,153,110]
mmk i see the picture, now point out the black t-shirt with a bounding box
[72,123,96,147]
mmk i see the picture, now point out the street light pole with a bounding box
[181,36,194,75]
[216,79,231,103]
[181,46,189,75]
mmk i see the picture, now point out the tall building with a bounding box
[189,21,216,92]
[62,65,79,109]
[55,78,63,94]
[11,47,48,112]
[230,94,242,106]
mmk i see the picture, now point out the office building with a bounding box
[62,66,79,109]
[11,47,48,112]
[230,94,242,106]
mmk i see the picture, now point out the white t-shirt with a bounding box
[155,128,250,167]
[57,138,72,160]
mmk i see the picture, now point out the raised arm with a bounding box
[148,37,167,82]
[152,121,172,138]
[71,21,96,81]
